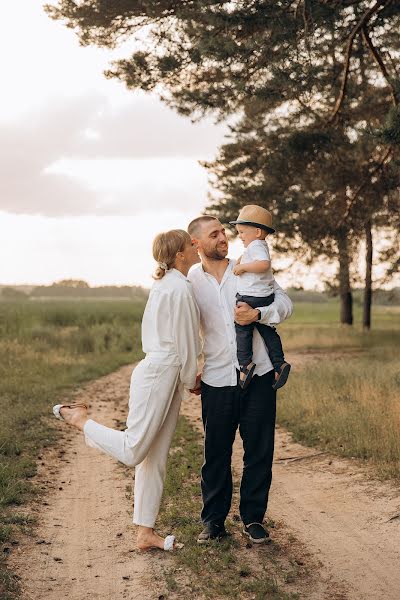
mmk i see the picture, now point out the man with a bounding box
[187,215,293,544]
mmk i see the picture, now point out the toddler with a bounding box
[230,205,291,390]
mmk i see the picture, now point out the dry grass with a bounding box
[278,303,400,479]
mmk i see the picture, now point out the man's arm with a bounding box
[235,281,293,326]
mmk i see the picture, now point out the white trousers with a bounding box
[83,358,183,527]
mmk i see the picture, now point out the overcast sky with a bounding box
[0,1,236,287]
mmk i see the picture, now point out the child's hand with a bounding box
[233,264,246,276]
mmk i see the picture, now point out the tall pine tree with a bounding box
[46,0,400,323]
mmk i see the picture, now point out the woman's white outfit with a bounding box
[83,269,200,527]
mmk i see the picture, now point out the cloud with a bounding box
[0,93,225,216]
[79,93,226,159]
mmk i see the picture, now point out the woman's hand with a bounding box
[189,372,202,395]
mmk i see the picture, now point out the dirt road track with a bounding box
[10,361,400,600]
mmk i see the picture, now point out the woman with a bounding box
[53,229,200,551]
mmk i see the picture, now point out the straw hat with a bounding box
[229,205,275,234]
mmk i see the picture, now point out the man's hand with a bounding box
[233,264,246,276]
[235,302,259,326]
[189,372,202,396]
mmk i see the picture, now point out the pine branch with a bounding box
[329,0,390,123]
[339,147,392,224]
[362,26,398,106]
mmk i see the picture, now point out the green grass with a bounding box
[0,300,145,599]
[278,302,400,479]
[280,302,400,351]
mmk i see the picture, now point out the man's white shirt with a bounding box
[188,259,293,387]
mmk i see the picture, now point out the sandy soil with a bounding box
[10,365,171,600]
[9,358,400,600]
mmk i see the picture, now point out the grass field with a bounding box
[0,297,399,598]
[0,300,145,598]
[278,302,400,479]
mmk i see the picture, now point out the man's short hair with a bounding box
[188,215,219,238]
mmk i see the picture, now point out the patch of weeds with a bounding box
[163,567,179,592]
[244,576,300,600]
[0,525,13,543]
[0,556,20,600]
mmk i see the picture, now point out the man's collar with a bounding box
[200,257,231,275]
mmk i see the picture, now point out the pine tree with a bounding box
[46,1,400,323]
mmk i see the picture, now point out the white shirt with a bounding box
[237,239,274,297]
[188,259,293,387]
[141,269,200,389]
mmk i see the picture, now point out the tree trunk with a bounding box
[363,220,373,329]
[337,228,353,325]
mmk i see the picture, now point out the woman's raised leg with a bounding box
[81,361,180,466]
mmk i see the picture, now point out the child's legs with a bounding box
[133,384,182,527]
[83,360,180,467]
[235,321,255,367]
[235,293,275,368]
[255,323,285,372]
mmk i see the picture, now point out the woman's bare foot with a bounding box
[59,405,88,431]
[136,526,171,551]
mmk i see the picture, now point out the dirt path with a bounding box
[10,365,171,600]
[269,427,400,600]
[181,351,400,600]
[10,359,400,600]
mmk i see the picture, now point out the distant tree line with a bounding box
[0,280,148,301]
[2,282,399,305]
[46,1,400,328]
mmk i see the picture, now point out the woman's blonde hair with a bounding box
[152,229,192,279]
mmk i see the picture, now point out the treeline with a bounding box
[46,0,400,329]
[288,287,400,306]
[0,280,148,301]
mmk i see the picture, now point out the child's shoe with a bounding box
[272,362,291,390]
[239,362,256,390]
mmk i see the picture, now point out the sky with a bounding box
[0,1,235,288]
[0,2,395,291]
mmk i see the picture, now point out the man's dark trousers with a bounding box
[200,370,276,527]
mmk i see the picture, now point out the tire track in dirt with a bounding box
[10,365,171,600]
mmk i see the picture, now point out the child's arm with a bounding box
[233,259,270,276]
